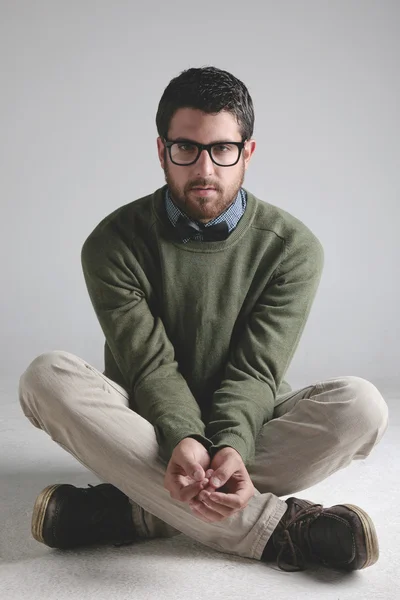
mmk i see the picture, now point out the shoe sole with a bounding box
[342,504,379,568]
[31,484,61,544]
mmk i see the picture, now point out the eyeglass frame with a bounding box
[162,137,247,167]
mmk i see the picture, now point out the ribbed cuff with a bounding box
[208,432,252,465]
[158,430,212,462]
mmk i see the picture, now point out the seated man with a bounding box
[19,65,388,573]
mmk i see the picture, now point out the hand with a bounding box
[164,437,212,504]
[189,447,255,523]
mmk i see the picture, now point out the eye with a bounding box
[214,144,233,152]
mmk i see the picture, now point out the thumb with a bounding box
[192,465,205,481]
[179,454,205,481]
[209,456,236,488]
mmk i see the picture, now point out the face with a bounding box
[156,108,256,223]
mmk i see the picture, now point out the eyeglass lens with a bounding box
[170,142,240,166]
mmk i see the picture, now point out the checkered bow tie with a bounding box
[175,214,229,241]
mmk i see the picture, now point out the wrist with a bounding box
[209,435,249,465]
[183,434,212,451]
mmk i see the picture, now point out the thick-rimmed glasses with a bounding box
[163,137,246,167]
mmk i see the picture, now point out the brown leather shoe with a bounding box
[263,497,379,572]
[31,483,137,549]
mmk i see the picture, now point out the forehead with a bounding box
[168,108,241,142]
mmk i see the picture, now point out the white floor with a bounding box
[1,377,399,600]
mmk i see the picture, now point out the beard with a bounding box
[163,159,246,223]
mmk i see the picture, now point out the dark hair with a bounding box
[155,66,255,142]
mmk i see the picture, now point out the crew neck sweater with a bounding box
[81,184,324,465]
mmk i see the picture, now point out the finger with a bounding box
[173,472,208,489]
[208,456,239,489]
[192,467,206,481]
[180,459,205,482]
[208,491,247,509]
[195,492,237,517]
[166,473,193,497]
[189,499,228,522]
[177,479,209,502]
[201,481,226,494]
[203,474,232,492]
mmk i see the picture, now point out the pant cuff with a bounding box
[130,500,149,538]
[251,497,288,560]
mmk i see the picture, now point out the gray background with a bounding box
[2,3,400,599]
[1,0,399,395]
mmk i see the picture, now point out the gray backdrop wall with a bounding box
[2,0,399,396]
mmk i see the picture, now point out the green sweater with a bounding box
[81,184,324,465]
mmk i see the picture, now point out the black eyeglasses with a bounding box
[163,137,246,167]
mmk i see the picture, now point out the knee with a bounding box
[19,350,69,389]
[27,350,74,370]
[340,376,388,443]
[18,350,77,413]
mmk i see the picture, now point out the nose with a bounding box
[194,148,215,175]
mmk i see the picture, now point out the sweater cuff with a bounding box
[187,434,213,452]
[157,430,212,463]
[208,432,252,465]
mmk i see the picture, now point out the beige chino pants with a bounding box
[18,350,389,560]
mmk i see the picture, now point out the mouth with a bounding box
[191,187,217,196]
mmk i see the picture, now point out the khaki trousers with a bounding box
[18,350,388,561]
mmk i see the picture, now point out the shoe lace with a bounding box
[276,503,323,572]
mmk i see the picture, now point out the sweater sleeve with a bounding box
[204,231,325,466]
[80,227,212,463]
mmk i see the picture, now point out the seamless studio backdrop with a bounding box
[1,1,399,599]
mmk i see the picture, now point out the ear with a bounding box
[244,139,256,170]
[157,137,166,169]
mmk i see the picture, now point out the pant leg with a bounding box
[18,350,287,561]
[247,376,389,496]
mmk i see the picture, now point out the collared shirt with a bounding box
[164,186,247,242]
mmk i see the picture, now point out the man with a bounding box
[19,66,388,573]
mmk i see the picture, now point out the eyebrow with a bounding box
[172,137,237,144]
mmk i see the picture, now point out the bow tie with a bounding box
[175,214,230,241]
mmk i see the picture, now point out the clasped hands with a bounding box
[164,437,255,523]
